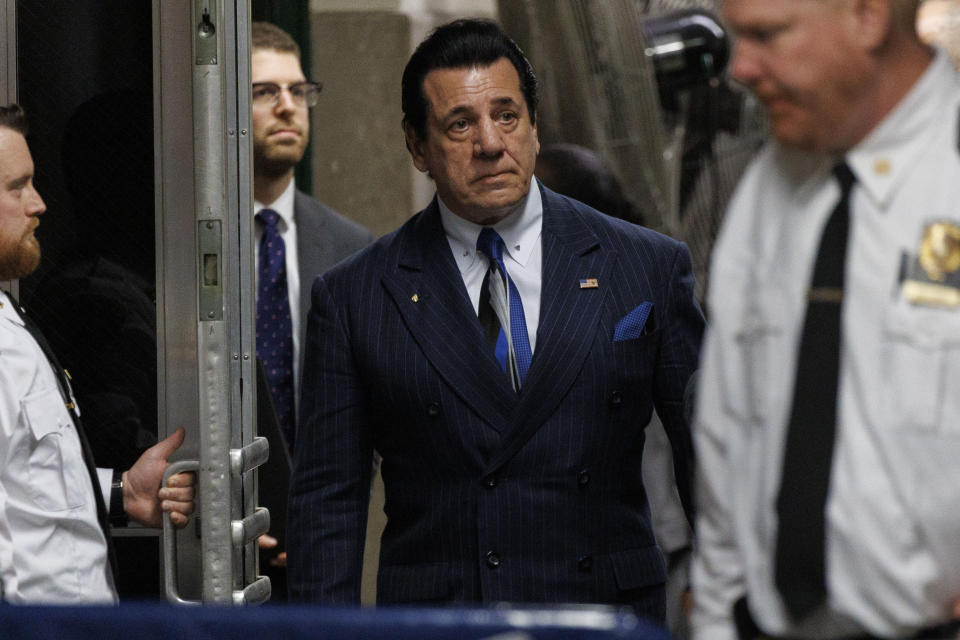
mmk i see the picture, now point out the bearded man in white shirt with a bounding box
[0,103,194,604]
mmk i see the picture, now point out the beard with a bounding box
[0,231,40,280]
[254,138,306,179]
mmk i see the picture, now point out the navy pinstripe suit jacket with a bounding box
[288,183,703,616]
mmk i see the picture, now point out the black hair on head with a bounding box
[401,18,538,141]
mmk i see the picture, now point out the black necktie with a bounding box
[774,162,856,620]
[478,268,503,354]
[10,299,119,586]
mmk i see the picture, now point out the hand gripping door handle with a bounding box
[162,459,202,605]
[162,437,274,605]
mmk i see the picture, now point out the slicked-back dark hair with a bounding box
[401,18,538,141]
[0,103,28,136]
[252,21,300,59]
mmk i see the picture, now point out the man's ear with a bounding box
[403,120,429,174]
[532,117,540,155]
[847,0,891,52]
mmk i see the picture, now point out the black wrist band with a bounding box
[110,469,128,527]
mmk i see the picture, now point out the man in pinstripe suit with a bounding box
[287,19,703,622]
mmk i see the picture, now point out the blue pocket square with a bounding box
[613,302,654,342]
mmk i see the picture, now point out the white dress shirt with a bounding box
[254,179,302,406]
[692,50,960,639]
[438,177,543,353]
[0,291,116,604]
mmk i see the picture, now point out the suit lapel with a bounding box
[381,200,515,432]
[484,186,613,474]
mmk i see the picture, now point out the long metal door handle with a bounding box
[162,459,202,605]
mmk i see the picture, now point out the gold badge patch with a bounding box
[901,221,960,308]
[918,222,960,282]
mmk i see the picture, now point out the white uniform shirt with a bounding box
[254,180,302,407]
[439,177,543,352]
[692,50,960,639]
[0,291,116,604]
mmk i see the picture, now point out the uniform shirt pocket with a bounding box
[734,311,785,427]
[882,296,960,432]
[21,390,89,512]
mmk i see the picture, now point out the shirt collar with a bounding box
[254,178,296,230]
[845,48,955,208]
[439,177,543,274]
[0,291,23,326]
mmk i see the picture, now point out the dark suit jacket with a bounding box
[293,189,375,363]
[288,183,703,615]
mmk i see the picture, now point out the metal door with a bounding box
[156,0,268,604]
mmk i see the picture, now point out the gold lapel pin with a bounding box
[411,293,419,303]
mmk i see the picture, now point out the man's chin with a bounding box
[255,144,306,175]
[770,119,819,152]
[478,184,528,210]
[0,249,41,281]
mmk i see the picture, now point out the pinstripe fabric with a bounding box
[288,183,704,617]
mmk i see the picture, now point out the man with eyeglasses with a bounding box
[251,22,373,451]
[250,21,374,596]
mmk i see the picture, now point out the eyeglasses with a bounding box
[251,81,323,108]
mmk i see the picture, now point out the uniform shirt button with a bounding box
[485,551,501,568]
[427,402,441,417]
[577,555,593,572]
[577,469,590,487]
[609,390,622,406]
[484,475,497,489]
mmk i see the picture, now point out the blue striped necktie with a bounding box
[256,208,295,448]
[476,227,532,389]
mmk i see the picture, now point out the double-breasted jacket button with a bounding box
[427,402,441,418]
[609,390,622,406]
[577,555,593,572]
[485,551,501,568]
[577,469,590,487]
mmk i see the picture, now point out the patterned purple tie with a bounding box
[256,208,295,448]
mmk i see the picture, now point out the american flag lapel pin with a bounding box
[579,278,599,289]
